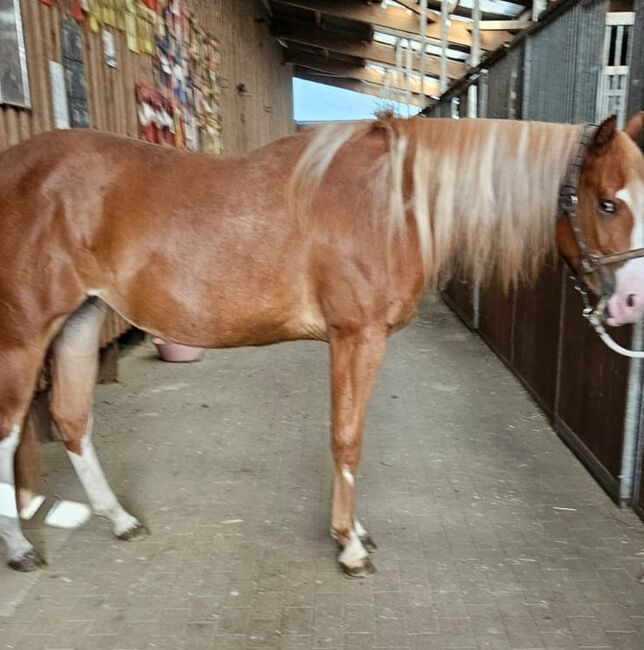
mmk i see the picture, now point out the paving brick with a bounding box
[1,300,643,649]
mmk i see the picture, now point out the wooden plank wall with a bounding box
[1,1,293,153]
[0,0,154,149]
[189,0,294,154]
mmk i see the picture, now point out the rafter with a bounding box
[285,51,441,96]
[277,25,466,78]
[394,0,522,23]
[294,68,425,108]
[473,19,531,31]
[271,0,511,51]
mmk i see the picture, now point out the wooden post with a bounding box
[98,342,120,384]
[419,0,428,104]
[440,0,448,93]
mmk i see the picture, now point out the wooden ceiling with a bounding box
[265,0,532,108]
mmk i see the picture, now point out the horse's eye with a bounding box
[598,199,616,215]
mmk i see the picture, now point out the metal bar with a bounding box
[420,0,428,103]
[614,25,624,66]
[395,38,404,107]
[471,0,481,68]
[441,0,589,101]
[440,0,448,93]
[532,0,546,22]
[406,40,413,115]
[620,321,644,504]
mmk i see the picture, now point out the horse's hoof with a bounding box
[340,556,376,578]
[360,534,378,553]
[116,522,149,541]
[8,549,46,572]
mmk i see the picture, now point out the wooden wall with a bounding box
[0,1,293,153]
[0,0,154,149]
[189,0,294,154]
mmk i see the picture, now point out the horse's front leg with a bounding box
[329,327,386,577]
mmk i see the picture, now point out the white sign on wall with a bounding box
[102,30,117,68]
[49,60,70,129]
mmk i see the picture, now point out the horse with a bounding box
[0,113,642,577]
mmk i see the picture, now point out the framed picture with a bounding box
[0,0,31,108]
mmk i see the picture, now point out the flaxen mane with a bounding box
[288,115,582,287]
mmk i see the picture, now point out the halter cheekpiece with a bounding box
[559,124,644,358]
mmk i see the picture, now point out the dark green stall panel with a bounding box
[478,281,515,366]
[512,263,563,416]
[442,278,476,329]
[556,277,632,497]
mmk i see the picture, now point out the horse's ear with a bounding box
[590,115,618,152]
[624,111,643,148]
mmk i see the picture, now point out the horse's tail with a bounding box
[286,121,371,220]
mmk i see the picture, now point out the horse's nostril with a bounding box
[627,294,636,308]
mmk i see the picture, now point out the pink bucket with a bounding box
[151,338,205,363]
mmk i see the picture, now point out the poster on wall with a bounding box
[0,0,31,107]
[102,30,117,68]
[62,19,90,128]
[49,61,70,129]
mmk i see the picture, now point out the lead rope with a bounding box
[570,276,644,358]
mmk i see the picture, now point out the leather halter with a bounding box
[559,124,644,358]
[559,123,644,280]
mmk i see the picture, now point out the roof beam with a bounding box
[473,19,531,31]
[294,68,424,108]
[277,26,466,78]
[271,0,511,50]
[394,0,521,22]
[286,51,441,96]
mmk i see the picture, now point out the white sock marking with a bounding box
[66,415,139,536]
[0,426,21,519]
[354,518,367,538]
[19,494,45,520]
[0,425,35,560]
[44,499,92,529]
[341,466,354,487]
[338,530,367,567]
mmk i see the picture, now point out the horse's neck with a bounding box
[405,119,581,285]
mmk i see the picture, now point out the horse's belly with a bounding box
[100,286,327,348]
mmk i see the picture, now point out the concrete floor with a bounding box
[1,296,643,650]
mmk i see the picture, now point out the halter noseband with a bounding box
[559,124,644,358]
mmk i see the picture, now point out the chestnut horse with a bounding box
[1,114,642,576]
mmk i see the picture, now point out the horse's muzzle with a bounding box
[605,258,644,326]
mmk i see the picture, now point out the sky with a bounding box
[293,78,416,122]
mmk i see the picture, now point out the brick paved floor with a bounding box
[1,296,643,649]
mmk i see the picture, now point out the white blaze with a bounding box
[608,179,644,326]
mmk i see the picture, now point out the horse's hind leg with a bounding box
[329,327,386,577]
[0,347,49,570]
[50,299,146,540]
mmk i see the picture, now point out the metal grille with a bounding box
[522,0,606,123]
[486,43,523,119]
[597,12,635,128]
[427,99,452,117]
